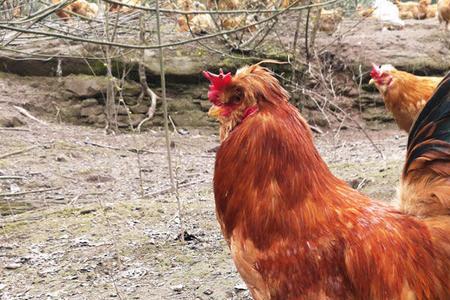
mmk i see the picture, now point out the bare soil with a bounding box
[0,108,406,300]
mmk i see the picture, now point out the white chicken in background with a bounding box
[373,0,405,30]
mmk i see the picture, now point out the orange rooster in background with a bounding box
[394,0,429,19]
[52,0,98,20]
[204,64,449,299]
[370,64,443,132]
[438,0,450,31]
[426,2,438,18]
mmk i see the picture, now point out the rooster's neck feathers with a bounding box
[214,95,346,245]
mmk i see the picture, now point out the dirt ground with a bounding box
[0,109,407,300]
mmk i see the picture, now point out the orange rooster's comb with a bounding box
[370,63,381,79]
[203,69,232,105]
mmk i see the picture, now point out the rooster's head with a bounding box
[369,63,396,93]
[203,63,289,141]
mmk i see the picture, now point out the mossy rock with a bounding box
[61,104,82,118]
[117,114,146,128]
[362,107,394,123]
[81,98,98,108]
[80,105,104,117]
[170,110,212,127]
[167,99,198,112]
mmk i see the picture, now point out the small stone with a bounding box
[117,114,145,128]
[5,263,22,270]
[198,100,211,112]
[203,289,213,295]
[80,105,104,117]
[177,128,190,135]
[79,208,97,215]
[130,103,149,114]
[115,105,129,115]
[123,96,138,106]
[234,283,247,291]
[56,155,67,162]
[171,284,184,293]
[61,104,82,118]
[81,98,98,108]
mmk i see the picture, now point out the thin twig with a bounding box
[0,145,39,160]
[168,115,178,134]
[174,162,184,242]
[12,106,48,125]
[304,0,312,61]
[0,176,26,180]
[0,127,30,132]
[83,140,164,154]
[155,0,176,194]
[0,187,61,198]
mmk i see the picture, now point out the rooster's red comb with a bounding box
[202,68,232,105]
[203,68,232,88]
[370,63,381,79]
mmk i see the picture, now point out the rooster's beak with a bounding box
[208,105,221,118]
[369,79,375,85]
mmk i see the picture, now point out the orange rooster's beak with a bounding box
[369,79,375,85]
[208,105,222,119]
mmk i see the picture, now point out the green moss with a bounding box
[2,220,29,234]
[0,201,32,216]
[86,59,108,76]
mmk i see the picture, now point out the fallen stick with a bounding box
[83,140,164,154]
[0,145,39,160]
[0,187,61,198]
[13,106,48,126]
[309,124,324,134]
[0,176,26,180]
[0,127,31,132]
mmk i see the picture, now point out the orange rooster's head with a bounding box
[203,64,289,140]
[369,63,396,93]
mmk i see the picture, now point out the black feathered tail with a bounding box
[399,72,450,217]
[403,72,450,177]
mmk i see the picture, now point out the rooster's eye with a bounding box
[228,88,243,104]
[229,95,241,104]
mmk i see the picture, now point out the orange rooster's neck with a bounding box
[213,100,347,247]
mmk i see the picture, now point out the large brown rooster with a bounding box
[204,64,450,299]
[369,64,443,132]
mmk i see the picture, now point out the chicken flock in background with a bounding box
[394,0,428,19]
[204,63,449,299]
[372,0,406,29]
[175,0,345,35]
[45,0,450,33]
[370,64,443,132]
[357,0,450,31]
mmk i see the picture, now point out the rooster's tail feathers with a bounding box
[399,72,450,217]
